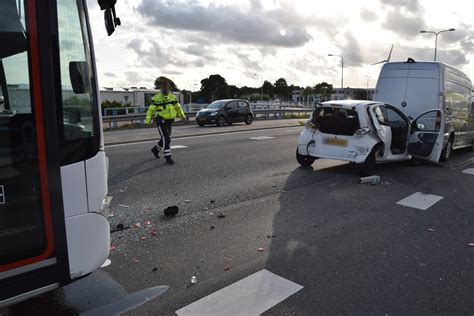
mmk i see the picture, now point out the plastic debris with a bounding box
[133,258,139,263]
[133,223,141,228]
[144,207,152,211]
[152,267,158,273]
[210,225,216,230]
[144,221,152,227]
[360,175,381,185]
[164,206,179,217]
[224,266,230,271]
[210,200,215,204]
[427,228,435,232]
[110,244,117,251]
[190,276,198,284]
[257,247,265,252]
[108,213,114,218]
[150,230,158,236]
[217,212,226,218]
[115,223,126,231]
[119,204,129,208]
[140,236,147,240]
[101,259,111,268]
[184,200,191,204]
[119,189,125,193]
[468,243,474,248]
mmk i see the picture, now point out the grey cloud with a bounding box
[136,0,312,47]
[103,72,117,78]
[259,47,277,56]
[383,8,426,38]
[379,0,422,13]
[340,32,363,67]
[236,52,263,71]
[400,46,468,67]
[360,7,377,22]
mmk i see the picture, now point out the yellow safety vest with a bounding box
[145,93,185,123]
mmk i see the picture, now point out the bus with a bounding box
[0,0,117,306]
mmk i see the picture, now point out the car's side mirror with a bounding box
[69,61,91,94]
[98,0,121,36]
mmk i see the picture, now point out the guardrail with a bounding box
[102,108,313,129]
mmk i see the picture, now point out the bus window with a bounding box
[0,0,49,270]
[57,0,100,165]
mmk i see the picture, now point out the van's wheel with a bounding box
[296,149,315,167]
[216,115,226,127]
[361,149,377,176]
[245,115,254,125]
[440,137,453,162]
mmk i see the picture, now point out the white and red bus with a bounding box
[0,0,116,306]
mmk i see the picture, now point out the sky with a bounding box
[86,0,474,91]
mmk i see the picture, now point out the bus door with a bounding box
[0,0,69,306]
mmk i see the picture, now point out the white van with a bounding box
[374,59,474,161]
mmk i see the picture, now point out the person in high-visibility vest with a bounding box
[145,80,185,164]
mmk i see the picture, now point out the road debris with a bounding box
[164,206,179,217]
[184,200,191,204]
[210,200,215,204]
[152,267,158,273]
[427,228,435,232]
[150,230,158,236]
[132,258,139,263]
[108,213,114,218]
[144,207,152,211]
[144,221,152,227]
[110,244,117,251]
[210,225,216,230]
[360,175,381,185]
[257,247,265,252]
[224,266,230,271]
[266,235,276,239]
[190,276,198,284]
[133,223,141,228]
[468,243,474,248]
[119,204,129,208]
[115,223,126,231]
[217,212,226,218]
[140,236,147,240]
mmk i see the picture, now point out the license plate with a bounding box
[323,138,348,147]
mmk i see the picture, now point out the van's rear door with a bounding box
[374,64,409,109]
[407,110,444,162]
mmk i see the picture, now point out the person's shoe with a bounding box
[151,146,160,159]
[165,157,175,165]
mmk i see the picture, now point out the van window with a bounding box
[313,107,360,136]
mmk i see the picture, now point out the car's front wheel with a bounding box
[216,115,226,127]
[245,114,253,125]
[440,137,453,162]
[296,149,315,167]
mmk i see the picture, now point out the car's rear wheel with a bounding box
[440,136,453,162]
[216,115,226,127]
[245,114,253,125]
[296,149,315,167]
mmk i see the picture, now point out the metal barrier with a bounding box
[102,108,313,129]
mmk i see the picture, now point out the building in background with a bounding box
[100,87,184,107]
[291,90,321,104]
[331,88,375,101]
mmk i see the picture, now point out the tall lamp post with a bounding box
[328,54,344,100]
[365,75,371,100]
[253,73,263,101]
[420,28,456,61]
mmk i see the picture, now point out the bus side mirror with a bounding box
[69,61,91,94]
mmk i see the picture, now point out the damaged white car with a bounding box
[296,100,445,173]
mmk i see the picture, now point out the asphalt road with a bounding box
[8,125,474,315]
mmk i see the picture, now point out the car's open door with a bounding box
[368,104,392,159]
[407,110,444,163]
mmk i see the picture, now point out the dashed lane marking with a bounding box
[175,269,303,316]
[396,192,444,211]
[462,168,474,175]
[250,136,275,140]
[170,145,188,149]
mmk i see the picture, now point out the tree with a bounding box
[314,82,334,101]
[262,80,274,98]
[200,74,229,102]
[154,76,178,91]
[303,86,314,96]
[274,78,289,100]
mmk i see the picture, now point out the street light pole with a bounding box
[328,54,344,99]
[420,28,456,61]
[365,75,371,100]
[253,73,263,101]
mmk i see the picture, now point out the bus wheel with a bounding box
[440,137,453,162]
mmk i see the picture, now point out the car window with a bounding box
[238,101,248,108]
[227,101,238,109]
[373,106,387,124]
[386,107,408,125]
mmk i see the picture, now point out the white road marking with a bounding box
[175,269,303,316]
[397,192,443,210]
[250,136,275,140]
[105,127,299,148]
[170,145,188,149]
[462,168,474,175]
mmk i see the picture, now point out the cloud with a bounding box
[360,7,377,22]
[136,0,312,47]
[383,8,426,37]
[340,32,364,67]
[380,0,423,13]
[103,72,117,78]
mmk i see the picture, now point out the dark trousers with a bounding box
[155,118,174,157]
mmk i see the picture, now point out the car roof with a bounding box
[320,100,381,109]
[212,99,248,103]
